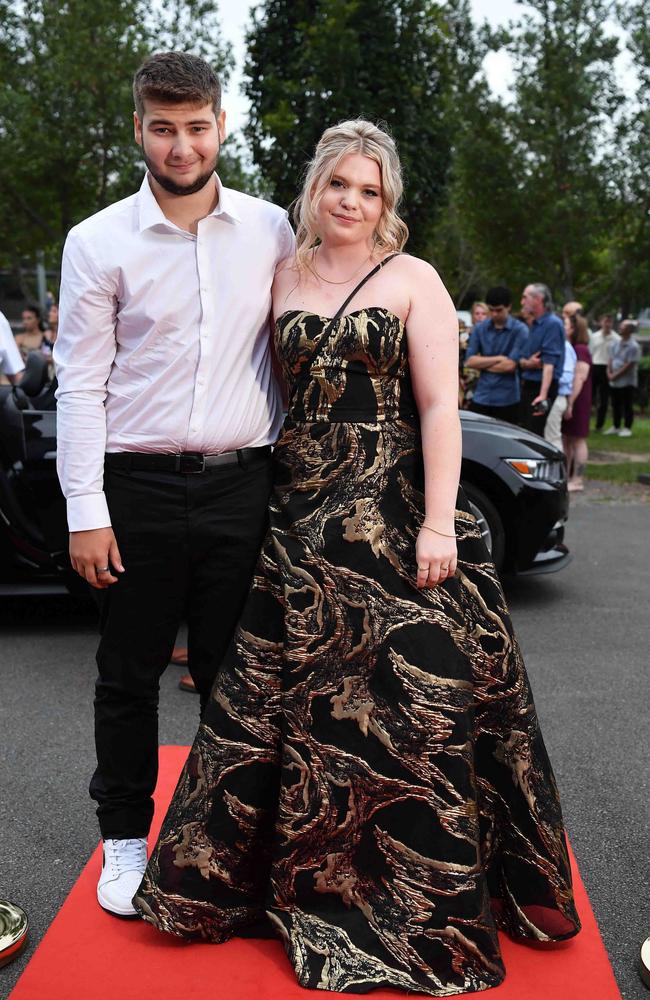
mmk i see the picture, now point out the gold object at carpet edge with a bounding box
[639,935,650,989]
[0,899,29,968]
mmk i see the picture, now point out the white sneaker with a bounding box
[97,838,147,917]
[603,426,619,435]
[618,428,632,437]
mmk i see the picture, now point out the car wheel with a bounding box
[461,482,506,572]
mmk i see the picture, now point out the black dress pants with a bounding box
[90,453,273,839]
[469,400,521,424]
[610,385,635,429]
[592,364,610,429]
[520,378,558,436]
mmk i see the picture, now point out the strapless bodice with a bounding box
[274,307,417,424]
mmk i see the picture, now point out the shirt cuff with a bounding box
[66,493,112,532]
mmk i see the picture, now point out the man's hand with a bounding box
[520,351,542,370]
[70,527,125,589]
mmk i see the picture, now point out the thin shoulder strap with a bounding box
[301,252,401,375]
[332,252,400,321]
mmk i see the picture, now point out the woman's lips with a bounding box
[332,214,357,225]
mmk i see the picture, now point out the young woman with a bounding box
[562,313,593,492]
[134,120,579,995]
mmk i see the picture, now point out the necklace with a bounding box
[312,246,372,285]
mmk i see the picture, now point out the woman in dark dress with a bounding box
[133,120,580,996]
[562,313,593,493]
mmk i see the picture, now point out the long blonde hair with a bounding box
[293,119,409,274]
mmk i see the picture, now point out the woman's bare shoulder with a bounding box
[392,253,440,280]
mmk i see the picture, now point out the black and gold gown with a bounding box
[133,306,580,996]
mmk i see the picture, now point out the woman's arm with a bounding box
[563,359,590,420]
[403,258,460,589]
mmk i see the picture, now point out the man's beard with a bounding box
[143,147,219,197]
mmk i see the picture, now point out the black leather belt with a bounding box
[104,447,272,474]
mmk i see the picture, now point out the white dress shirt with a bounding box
[55,173,294,532]
[0,310,25,376]
[589,327,621,366]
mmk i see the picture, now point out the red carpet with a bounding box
[11,746,621,1000]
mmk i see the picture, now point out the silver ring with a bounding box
[96,566,110,573]
[417,565,429,572]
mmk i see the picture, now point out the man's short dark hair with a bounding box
[485,286,512,308]
[133,52,222,119]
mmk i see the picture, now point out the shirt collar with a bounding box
[487,315,514,332]
[137,172,241,232]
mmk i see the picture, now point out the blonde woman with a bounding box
[470,300,489,325]
[135,121,579,994]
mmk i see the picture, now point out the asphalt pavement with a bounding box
[1,498,649,999]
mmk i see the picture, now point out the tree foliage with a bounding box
[0,0,237,284]
[243,0,479,253]
[434,0,624,306]
[1,0,648,316]
[607,0,650,314]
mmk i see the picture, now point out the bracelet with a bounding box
[421,524,457,539]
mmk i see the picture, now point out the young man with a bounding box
[519,283,566,435]
[590,314,620,431]
[55,52,294,917]
[464,285,529,424]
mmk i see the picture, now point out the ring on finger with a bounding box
[95,566,110,573]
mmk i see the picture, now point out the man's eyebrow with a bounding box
[147,117,213,126]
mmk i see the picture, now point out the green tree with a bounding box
[0,0,236,293]
[607,1,650,315]
[439,0,623,305]
[243,0,478,253]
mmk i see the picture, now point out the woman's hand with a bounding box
[415,528,457,589]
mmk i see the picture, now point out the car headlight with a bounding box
[505,458,566,482]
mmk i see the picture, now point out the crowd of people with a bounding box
[459,284,642,492]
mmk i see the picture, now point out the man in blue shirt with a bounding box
[464,285,529,424]
[519,283,566,435]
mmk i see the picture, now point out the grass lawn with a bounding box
[590,414,650,453]
[587,413,650,482]
[586,461,650,484]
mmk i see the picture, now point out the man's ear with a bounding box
[217,109,227,144]
[134,111,142,147]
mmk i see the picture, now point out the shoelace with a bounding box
[104,838,147,875]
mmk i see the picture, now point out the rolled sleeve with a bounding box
[510,325,529,362]
[54,229,118,532]
[540,323,564,368]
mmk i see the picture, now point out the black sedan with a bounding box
[0,367,569,594]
